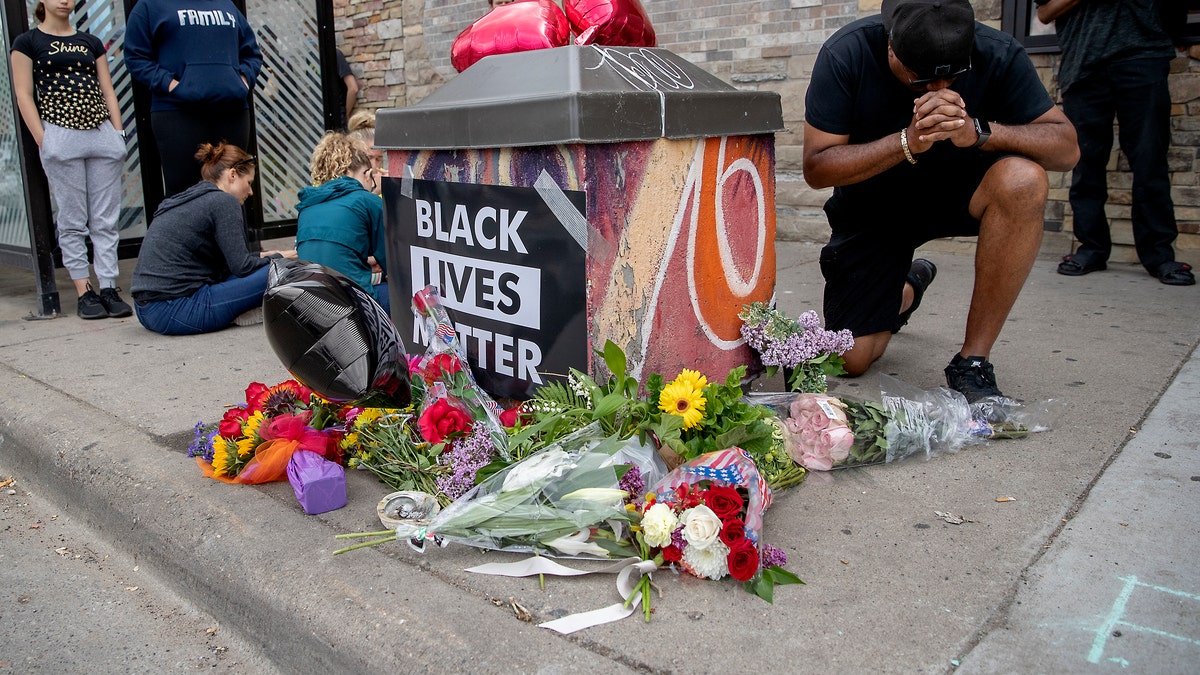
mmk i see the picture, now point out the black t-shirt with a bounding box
[805,17,1054,219]
[11,28,110,130]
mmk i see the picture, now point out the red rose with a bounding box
[704,485,744,520]
[218,407,250,438]
[499,405,530,428]
[719,517,746,547]
[418,398,473,444]
[661,544,682,563]
[427,354,461,380]
[726,538,760,582]
[244,382,270,411]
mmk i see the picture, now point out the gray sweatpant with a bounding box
[39,121,126,287]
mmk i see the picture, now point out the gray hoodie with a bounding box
[131,181,268,303]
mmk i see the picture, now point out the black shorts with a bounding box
[819,151,1005,337]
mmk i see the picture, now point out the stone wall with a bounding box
[333,0,1200,260]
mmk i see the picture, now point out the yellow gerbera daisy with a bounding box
[658,369,708,430]
[354,408,384,429]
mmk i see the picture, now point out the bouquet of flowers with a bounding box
[634,449,802,603]
[739,301,854,393]
[189,380,346,484]
[335,424,665,557]
[747,375,1056,472]
[345,405,503,506]
[409,286,509,458]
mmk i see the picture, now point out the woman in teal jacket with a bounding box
[296,132,389,314]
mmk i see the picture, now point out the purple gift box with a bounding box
[287,450,347,515]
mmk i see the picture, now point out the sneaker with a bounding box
[944,353,1004,402]
[98,287,133,318]
[893,258,937,333]
[77,286,107,320]
[233,306,264,326]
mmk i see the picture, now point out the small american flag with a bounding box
[434,321,456,344]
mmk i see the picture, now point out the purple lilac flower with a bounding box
[435,422,498,500]
[187,422,217,463]
[760,543,787,568]
[741,313,854,369]
[618,465,644,502]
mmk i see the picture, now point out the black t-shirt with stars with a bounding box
[11,28,110,130]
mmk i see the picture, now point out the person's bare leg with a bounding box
[960,156,1047,359]
[841,331,891,376]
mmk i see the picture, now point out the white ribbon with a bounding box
[466,556,659,634]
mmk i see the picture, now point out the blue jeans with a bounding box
[135,267,270,336]
[1063,56,1177,273]
[373,281,391,316]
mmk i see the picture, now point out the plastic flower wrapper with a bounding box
[410,286,508,459]
[739,301,854,393]
[745,375,1059,472]
[335,423,667,558]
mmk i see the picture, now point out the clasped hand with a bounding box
[906,89,977,153]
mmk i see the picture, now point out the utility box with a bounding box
[378,45,783,400]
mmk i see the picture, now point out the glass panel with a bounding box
[0,7,31,249]
[247,0,324,224]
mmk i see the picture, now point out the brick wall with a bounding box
[334,0,1200,260]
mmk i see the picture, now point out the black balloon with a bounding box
[263,259,411,409]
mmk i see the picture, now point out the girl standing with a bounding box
[10,0,133,319]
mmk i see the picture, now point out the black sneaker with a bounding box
[98,287,133,318]
[944,353,1004,402]
[77,286,108,320]
[893,258,937,333]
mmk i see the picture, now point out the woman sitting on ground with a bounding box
[131,143,296,335]
[296,131,389,313]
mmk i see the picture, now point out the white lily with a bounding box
[545,529,609,557]
[558,487,629,506]
[501,449,571,493]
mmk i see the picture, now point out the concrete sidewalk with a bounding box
[0,240,1197,673]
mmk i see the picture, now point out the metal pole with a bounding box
[3,0,59,316]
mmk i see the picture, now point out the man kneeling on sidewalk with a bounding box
[802,0,1079,401]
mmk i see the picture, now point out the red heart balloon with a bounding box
[565,0,657,47]
[451,0,571,73]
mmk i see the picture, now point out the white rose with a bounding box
[641,503,678,548]
[681,505,722,551]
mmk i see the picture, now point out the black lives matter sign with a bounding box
[383,178,587,399]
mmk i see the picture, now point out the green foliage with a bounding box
[744,566,805,603]
[843,398,890,465]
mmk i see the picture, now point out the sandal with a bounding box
[1153,261,1195,286]
[1057,254,1106,276]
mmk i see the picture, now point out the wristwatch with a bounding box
[972,118,991,149]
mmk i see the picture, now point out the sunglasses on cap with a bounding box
[907,62,971,87]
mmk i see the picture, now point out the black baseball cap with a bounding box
[882,0,975,79]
